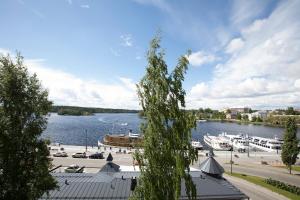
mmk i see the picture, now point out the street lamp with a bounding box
[230,146,233,174]
[85,129,87,152]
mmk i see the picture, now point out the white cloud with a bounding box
[225,38,244,54]
[187,0,300,109]
[120,34,133,47]
[80,4,90,9]
[230,0,271,27]
[188,51,218,67]
[22,59,139,109]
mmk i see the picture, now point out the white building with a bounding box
[248,110,268,121]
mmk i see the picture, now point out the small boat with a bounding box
[120,123,128,126]
[204,134,232,151]
[191,140,203,150]
[64,164,84,173]
[197,119,207,122]
[99,129,143,148]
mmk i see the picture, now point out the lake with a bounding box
[42,113,300,146]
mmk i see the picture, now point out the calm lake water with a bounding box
[42,113,300,146]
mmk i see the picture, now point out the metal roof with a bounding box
[100,162,120,173]
[199,155,225,176]
[41,169,247,200]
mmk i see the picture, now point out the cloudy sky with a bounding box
[0,0,299,110]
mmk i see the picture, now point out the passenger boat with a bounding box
[220,133,249,152]
[203,134,232,151]
[249,136,283,152]
[98,130,143,148]
[191,140,203,150]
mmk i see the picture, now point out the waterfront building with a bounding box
[41,156,248,199]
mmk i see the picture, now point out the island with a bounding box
[52,106,139,116]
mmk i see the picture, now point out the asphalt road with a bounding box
[224,174,289,200]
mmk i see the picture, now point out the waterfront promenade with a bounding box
[50,144,300,200]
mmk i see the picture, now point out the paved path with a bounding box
[224,174,289,200]
[221,163,300,187]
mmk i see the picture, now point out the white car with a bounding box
[53,151,68,157]
[72,152,87,158]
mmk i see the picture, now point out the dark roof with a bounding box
[199,155,224,176]
[100,162,120,173]
[106,153,113,162]
[41,170,247,200]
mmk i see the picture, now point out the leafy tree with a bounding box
[251,116,257,122]
[237,113,242,120]
[256,117,263,122]
[281,117,299,174]
[0,53,57,199]
[131,36,198,199]
[242,114,249,121]
[286,107,296,115]
[204,108,213,113]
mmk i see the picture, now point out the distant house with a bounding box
[222,107,250,114]
[42,156,248,199]
[226,113,237,119]
[248,110,268,121]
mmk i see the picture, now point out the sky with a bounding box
[0,0,299,110]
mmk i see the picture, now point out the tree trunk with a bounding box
[289,166,292,174]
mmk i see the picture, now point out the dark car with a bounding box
[89,152,104,159]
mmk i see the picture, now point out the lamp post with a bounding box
[247,134,250,158]
[230,146,233,174]
[85,129,87,152]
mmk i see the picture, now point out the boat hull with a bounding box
[204,135,232,151]
[101,134,143,148]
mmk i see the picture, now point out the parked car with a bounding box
[64,164,84,173]
[72,152,87,158]
[53,151,68,157]
[89,152,104,159]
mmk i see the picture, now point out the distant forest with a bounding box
[51,106,139,116]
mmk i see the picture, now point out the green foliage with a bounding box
[57,108,93,116]
[251,116,257,122]
[285,107,296,115]
[242,114,249,121]
[281,117,299,174]
[227,172,300,200]
[256,117,263,122]
[264,178,300,195]
[0,53,57,199]
[236,113,242,120]
[265,115,300,127]
[52,105,138,115]
[131,36,198,200]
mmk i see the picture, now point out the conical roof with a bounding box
[106,153,113,162]
[100,162,120,173]
[199,154,224,176]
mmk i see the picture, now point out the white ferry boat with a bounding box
[249,136,283,152]
[220,133,249,152]
[203,134,232,151]
[191,140,203,150]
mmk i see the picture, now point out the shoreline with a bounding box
[203,119,289,128]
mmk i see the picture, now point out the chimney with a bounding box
[130,177,137,191]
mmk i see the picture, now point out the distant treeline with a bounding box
[51,106,139,116]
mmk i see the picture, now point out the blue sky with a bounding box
[0,0,300,109]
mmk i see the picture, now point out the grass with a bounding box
[226,172,299,200]
[292,165,300,172]
[275,165,300,172]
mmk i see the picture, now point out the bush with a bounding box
[264,178,300,195]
